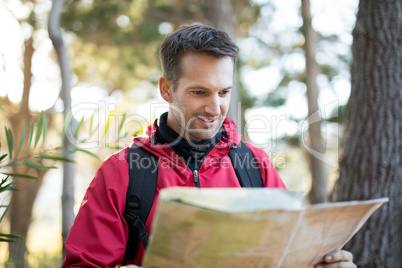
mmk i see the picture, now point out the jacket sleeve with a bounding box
[62,150,130,268]
[244,142,287,189]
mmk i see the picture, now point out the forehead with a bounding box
[179,52,234,79]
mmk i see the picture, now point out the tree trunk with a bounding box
[6,37,47,268]
[201,0,242,131]
[7,168,46,268]
[48,0,76,259]
[332,0,402,267]
[301,0,327,204]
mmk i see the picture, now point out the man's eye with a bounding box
[193,91,205,95]
[220,90,230,96]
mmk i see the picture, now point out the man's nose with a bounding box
[204,95,221,117]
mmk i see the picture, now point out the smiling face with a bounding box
[159,52,234,142]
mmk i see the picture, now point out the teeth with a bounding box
[200,118,214,122]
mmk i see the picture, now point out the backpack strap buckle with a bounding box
[132,215,149,248]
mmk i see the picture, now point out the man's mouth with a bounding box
[196,116,220,127]
[199,117,217,123]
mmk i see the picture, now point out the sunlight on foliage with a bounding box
[0,109,131,243]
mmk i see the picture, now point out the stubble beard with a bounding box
[173,111,224,142]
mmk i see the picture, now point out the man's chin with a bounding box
[186,129,218,142]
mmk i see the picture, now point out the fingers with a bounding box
[315,263,356,268]
[314,250,356,268]
[325,250,353,263]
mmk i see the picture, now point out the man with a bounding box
[62,24,355,267]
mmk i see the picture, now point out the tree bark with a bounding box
[201,0,242,132]
[332,0,402,267]
[301,0,327,204]
[6,36,45,268]
[48,0,76,259]
[7,37,32,267]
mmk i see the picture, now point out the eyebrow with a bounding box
[187,85,233,91]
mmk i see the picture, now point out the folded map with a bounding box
[143,187,387,268]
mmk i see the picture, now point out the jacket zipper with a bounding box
[193,170,200,188]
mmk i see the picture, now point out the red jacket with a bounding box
[62,117,286,267]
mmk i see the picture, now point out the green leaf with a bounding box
[42,115,47,147]
[22,160,57,170]
[17,120,26,157]
[0,233,21,239]
[1,172,38,180]
[89,112,95,135]
[1,185,16,193]
[0,232,22,242]
[7,162,23,167]
[34,111,44,148]
[90,123,99,138]
[5,127,14,160]
[118,133,128,140]
[61,113,72,143]
[103,112,112,138]
[0,203,10,223]
[74,116,84,139]
[0,238,16,242]
[104,145,122,150]
[0,182,16,193]
[0,176,14,193]
[37,154,75,163]
[0,154,7,163]
[26,121,34,153]
[88,112,99,137]
[74,148,101,161]
[0,175,10,184]
[118,113,126,136]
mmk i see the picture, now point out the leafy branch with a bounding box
[0,110,131,242]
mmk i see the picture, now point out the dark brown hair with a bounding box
[159,23,239,89]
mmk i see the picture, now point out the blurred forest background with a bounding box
[0,0,400,267]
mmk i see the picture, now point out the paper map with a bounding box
[142,187,387,268]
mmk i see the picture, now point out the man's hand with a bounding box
[315,250,356,268]
[120,250,355,268]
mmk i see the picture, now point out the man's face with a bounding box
[162,52,234,142]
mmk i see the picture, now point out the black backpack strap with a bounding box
[122,143,159,264]
[229,141,263,188]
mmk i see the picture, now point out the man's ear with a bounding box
[159,76,173,103]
